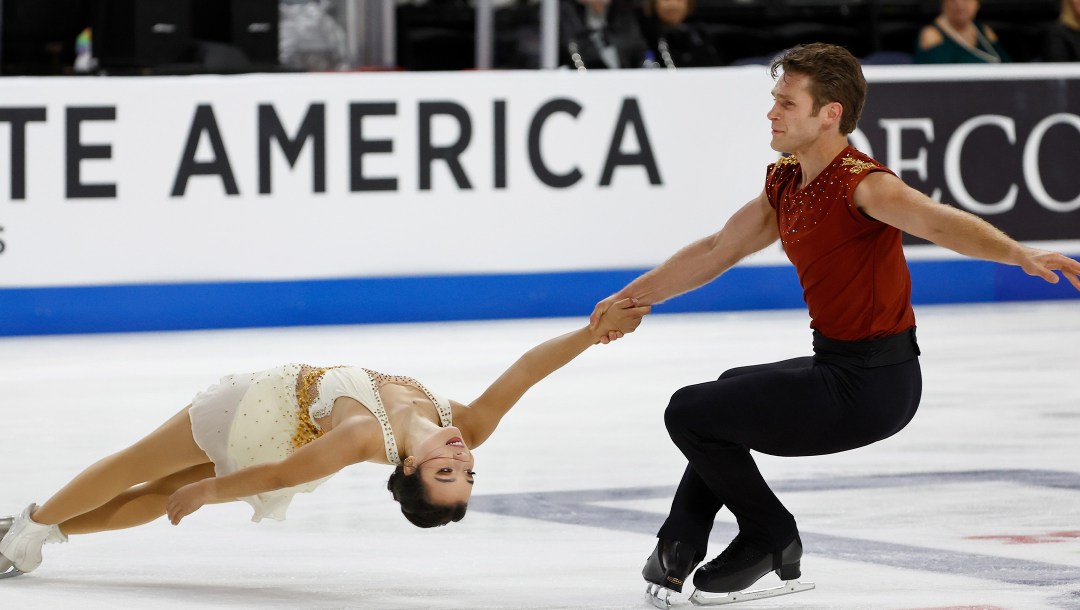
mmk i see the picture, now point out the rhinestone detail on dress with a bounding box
[362,368,452,465]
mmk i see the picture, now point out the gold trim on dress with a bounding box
[840,156,877,174]
[292,365,344,449]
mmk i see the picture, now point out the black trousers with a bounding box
[657,328,922,557]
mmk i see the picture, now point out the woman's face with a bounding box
[409,426,475,506]
[941,0,980,28]
[655,0,690,26]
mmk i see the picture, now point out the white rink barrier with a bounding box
[1,64,1078,334]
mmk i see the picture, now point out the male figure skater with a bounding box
[590,42,1080,606]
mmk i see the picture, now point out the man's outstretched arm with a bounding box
[590,190,780,340]
[855,172,1080,291]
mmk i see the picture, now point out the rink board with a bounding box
[1,257,1079,335]
[1,64,1078,335]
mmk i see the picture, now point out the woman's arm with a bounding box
[166,419,382,524]
[456,298,650,449]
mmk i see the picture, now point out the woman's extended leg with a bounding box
[59,463,216,535]
[32,406,212,527]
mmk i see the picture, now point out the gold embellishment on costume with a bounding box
[292,365,344,448]
[840,156,876,174]
[775,154,799,166]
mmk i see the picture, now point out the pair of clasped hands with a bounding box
[591,296,651,344]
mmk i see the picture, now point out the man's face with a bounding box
[767,72,833,153]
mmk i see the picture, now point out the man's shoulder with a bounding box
[838,155,880,175]
[837,148,891,176]
[767,154,799,175]
[765,154,800,190]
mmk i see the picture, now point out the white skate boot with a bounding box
[0,504,67,578]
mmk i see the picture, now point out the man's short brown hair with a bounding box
[769,43,867,135]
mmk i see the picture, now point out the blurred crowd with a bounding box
[405,0,1079,69]
[1,0,1077,76]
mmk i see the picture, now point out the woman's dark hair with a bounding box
[386,464,468,528]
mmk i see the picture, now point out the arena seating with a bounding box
[396,0,1062,70]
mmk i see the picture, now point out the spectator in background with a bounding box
[640,0,722,68]
[279,0,349,71]
[914,0,1011,64]
[560,0,649,69]
[1043,0,1080,61]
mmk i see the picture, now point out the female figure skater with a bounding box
[0,299,649,578]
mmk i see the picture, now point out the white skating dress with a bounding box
[188,364,453,522]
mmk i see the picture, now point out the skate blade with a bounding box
[0,566,25,580]
[689,579,815,606]
[645,582,675,610]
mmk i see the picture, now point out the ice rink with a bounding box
[2,300,1079,609]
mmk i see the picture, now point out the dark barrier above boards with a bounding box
[852,75,1080,243]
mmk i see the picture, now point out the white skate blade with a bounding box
[0,554,23,580]
[0,515,16,580]
[645,582,675,610]
[689,579,815,606]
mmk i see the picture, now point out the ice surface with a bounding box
[2,301,1078,609]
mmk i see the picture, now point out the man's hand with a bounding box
[592,297,651,344]
[1019,248,1080,291]
[590,294,624,344]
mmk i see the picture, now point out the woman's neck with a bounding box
[934,15,1001,62]
[394,411,441,459]
[938,15,977,45]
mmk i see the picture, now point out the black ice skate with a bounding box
[688,534,814,606]
[0,514,21,579]
[642,539,700,609]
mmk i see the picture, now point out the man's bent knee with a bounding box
[664,386,702,434]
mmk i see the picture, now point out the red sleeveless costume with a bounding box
[765,146,916,340]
